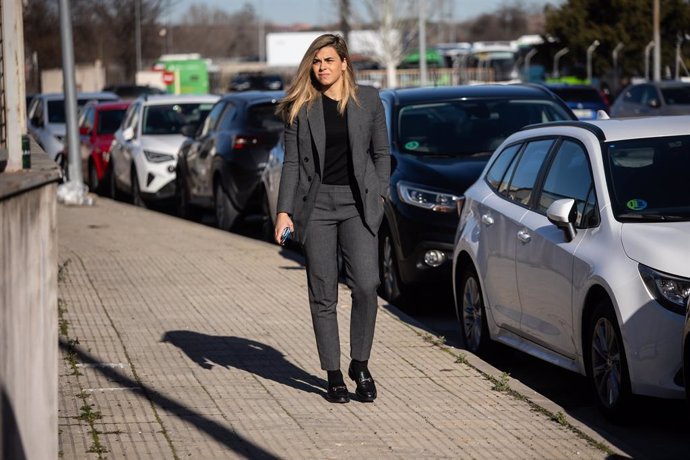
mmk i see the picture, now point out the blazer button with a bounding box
[307,176,312,182]
[303,157,309,162]
[365,188,369,193]
[302,196,307,201]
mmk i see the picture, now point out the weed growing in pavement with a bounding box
[552,411,568,426]
[58,298,69,337]
[454,353,468,365]
[58,259,71,283]
[77,403,102,423]
[491,372,511,392]
[64,338,82,376]
[423,333,446,347]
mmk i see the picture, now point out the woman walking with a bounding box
[274,34,390,403]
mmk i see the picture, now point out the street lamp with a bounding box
[586,40,600,83]
[645,40,655,81]
[553,47,569,79]
[524,48,537,82]
[612,42,624,93]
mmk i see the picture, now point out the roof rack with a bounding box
[519,121,606,141]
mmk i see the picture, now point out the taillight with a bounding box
[233,135,259,150]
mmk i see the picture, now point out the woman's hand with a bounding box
[274,212,294,245]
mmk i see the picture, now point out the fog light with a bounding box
[167,165,176,173]
[423,249,446,267]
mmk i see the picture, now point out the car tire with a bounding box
[378,226,405,304]
[176,172,201,221]
[584,298,632,420]
[215,181,239,231]
[458,266,490,354]
[260,188,275,243]
[107,161,121,201]
[88,159,100,194]
[131,167,147,208]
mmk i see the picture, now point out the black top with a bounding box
[321,94,354,185]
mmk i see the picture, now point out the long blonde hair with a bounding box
[277,34,359,126]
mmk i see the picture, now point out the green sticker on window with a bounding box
[405,141,420,150]
[626,199,647,211]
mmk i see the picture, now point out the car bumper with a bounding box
[391,204,458,285]
[136,158,177,197]
[140,178,176,202]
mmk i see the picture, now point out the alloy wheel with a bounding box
[590,316,622,408]
[462,274,483,352]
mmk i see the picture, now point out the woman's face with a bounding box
[312,46,347,89]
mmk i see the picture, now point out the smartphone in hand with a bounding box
[280,227,292,245]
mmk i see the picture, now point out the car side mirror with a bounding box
[181,123,197,138]
[123,126,134,141]
[648,98,661,108]
[546,198,577,242]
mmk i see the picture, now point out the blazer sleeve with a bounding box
[370,94,391,196]
[276,117,299,215]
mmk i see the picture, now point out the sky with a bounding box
[169,0,566,26]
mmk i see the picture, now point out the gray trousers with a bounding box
[303,184,380,371]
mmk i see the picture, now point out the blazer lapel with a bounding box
[307,96,326,177]
[347,101,365,178]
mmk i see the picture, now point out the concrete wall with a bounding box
[41,60,106,92]
[0,148,60,459]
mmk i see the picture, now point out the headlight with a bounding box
[143,150,174,163]
[397,181,461,213]
[639,264,690,315]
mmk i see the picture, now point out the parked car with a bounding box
[377,84,576,305]
[74,100,130,193]
[685,301,690,407]
[452,115,690,418]
[102,84,167,100]
[610,81,690,118]
[229,73,284,92]
[108,94,220,207]
[544,83,609,120]
[27,91,119,163]
[176,91,284,230]
[261,131,285,239]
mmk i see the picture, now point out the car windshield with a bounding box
[143,103,214,135]
[605,135,690,221]
[550,87,603,103]
[396,99,572,156]
[661,86,690,105]
[97,109,127,135]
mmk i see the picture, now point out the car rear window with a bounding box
[396,99,572,156]
[247,103,283,131]
[661,86,690,105]
[550,87,603,103]
[97,109,127,134]
[47,97,118,123]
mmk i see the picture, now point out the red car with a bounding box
[77,100,130,193]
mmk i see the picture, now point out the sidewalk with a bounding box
[57,198,627,459]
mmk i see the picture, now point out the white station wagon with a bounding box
[452,115,690,418]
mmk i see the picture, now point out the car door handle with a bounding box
[517,230,531,244]
[481,214,494,226]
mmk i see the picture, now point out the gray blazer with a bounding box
[276,85,391,244]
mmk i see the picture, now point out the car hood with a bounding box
[621,222,690,276]
[395,152,489,195]
[140,135,187,154]
[47,123,66,137]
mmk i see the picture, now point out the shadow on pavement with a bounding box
[161,331,325,397]
[59,338,281,459]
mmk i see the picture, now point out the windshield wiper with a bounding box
[618,213,689,221]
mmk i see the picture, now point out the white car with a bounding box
[108,94,219,207]
[27,91,119,162]
[452,116,690,418]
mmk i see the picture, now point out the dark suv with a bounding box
[176,91,284,231]
[378,84,576,305]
